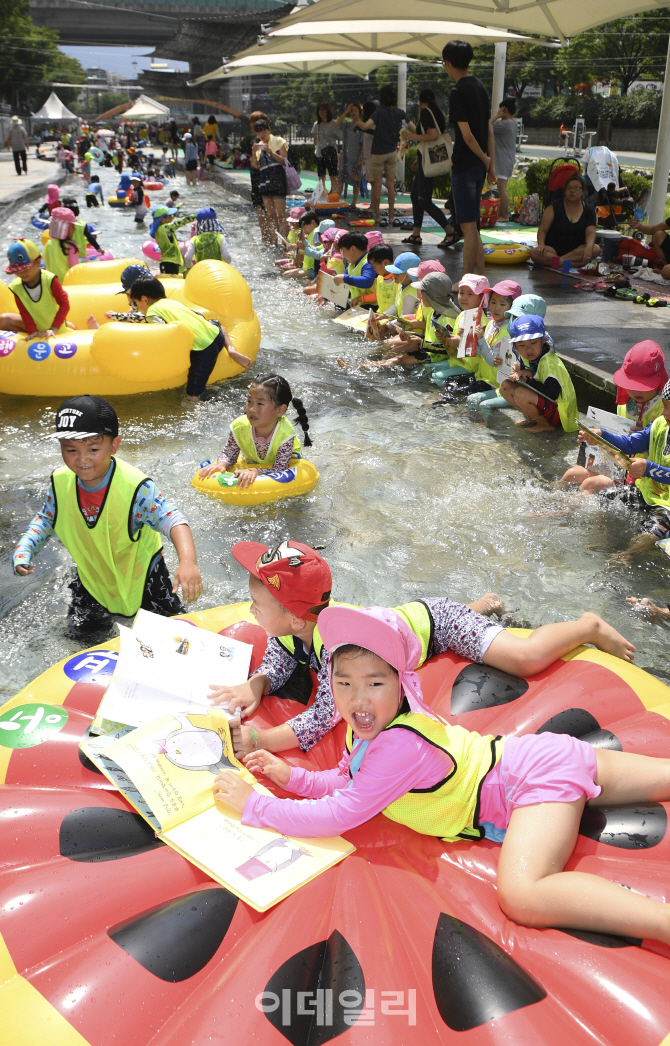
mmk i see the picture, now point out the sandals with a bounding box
[437,232,461,249]
[378,217,389,227]
[392,217,401,227]
[402,234,422,245]
[400,219,414,230]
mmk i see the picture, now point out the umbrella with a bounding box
[32,92,77,121]
[190,50,424,83]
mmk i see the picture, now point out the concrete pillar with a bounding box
[648,34,670,222]
[491,42,507,117]
[397,61,407,185]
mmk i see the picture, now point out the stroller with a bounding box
[543,157,582,209]
[581,145,637,232]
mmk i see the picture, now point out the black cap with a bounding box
[117,263,152,294]
[48,395,118,440]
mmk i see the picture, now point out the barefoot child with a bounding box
[365,273,456,368]
[331,232,376,304]
[214,603,670,954]
[183,207,232,266]
[197,374,312,489]
[465,279,522,407]
[372,252,421,339]
[208,539,634,757]
[150,205,196,275]
[1,239,70,339]
[283,213,319,279]
[429,273,492,387]
[44,207,102,282]
[499,315,579,433]
[13,396,202,634]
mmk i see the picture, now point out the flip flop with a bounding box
[392,218,401,227]
[378,217,389,227]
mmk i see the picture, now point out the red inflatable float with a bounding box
[2,602,670,1045]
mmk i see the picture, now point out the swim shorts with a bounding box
[597,484,670,538]
[536,395,560,426]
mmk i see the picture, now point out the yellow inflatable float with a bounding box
[0,260,261,397]
[482,242,532,265]
[191,456,319,505]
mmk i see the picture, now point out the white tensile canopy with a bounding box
[191,50,423,82]
[121,95,171,120]
[33,92,77,121]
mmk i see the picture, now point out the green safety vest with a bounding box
[375,274,397,313]
[534,350,579,432]
[155,221,184,269]
[393,281,418,317]
[51,457,162,616]
[470,318,510,387]
[346,713,504,843]
[345,251,369,300]
[230,414,300,468]
[10,271,68,333]
[635,416,670,507]
[147,299,216,352]
[71,221,88,259]
[420,305,450,363]
[193,232,222,264]
[302,228,319,273]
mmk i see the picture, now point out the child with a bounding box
[205,135,218,175]
[198,374,312,489]
[121,275,251,401]
[207,539,633,757]
[164,189,180,208]
[13,395,201,634]
[283,213,319,279]
[371,252,421,341]
[213,603,670,953]
[183,207,231,266]
[562,341,667,493]
[86,263,153,329]
[464,279,522,407]
[86,175,104,208]
[580,378,670,566]
[39,183,61,216]
[1,239,70,339]
[44,207,101,283]
[499,315,579,433]
[364,273,456,368]
[629,215,670,280]
[331,232,376,303]
[356,243,394,311]
[150,205,196,275]
[130,176,146,224]
[79,151,92,182]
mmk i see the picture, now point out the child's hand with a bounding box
[332,274,345,286]
[493,355,503,366]
[199,461,226,478]
[518,369,533,381]
[210,680,262,717]
[474,324,485,340]
[508,362,521,382]
[350,295,361,307]
[15,563,34,576]
[212,769,254,813]
[234,467,259,489]
[27,329,54,342]
[172,561,202,603]
[578,427,601,445]
[628,457,647,479]
[243,749,292,787]
[229,720,256,758]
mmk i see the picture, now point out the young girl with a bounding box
[214,604,670,949]
[427,273,492,387]
[465,279,522,407]
[43,208,101,283]
[198,374,312,489]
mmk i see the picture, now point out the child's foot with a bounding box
[626,597,670,623]
[583,612,636,662]
[87,314,100,330]
[230,351,252,370]
[514,417,533,426]
[525,421,555,433]
[606,550,635,568]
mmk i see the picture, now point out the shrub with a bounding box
[619,170,652,201]
[525,89,662,129]
[524,159,554,199]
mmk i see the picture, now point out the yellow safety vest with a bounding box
[393,281,418,317]
[346,712,504,842]
[635,416,670,507]
[302,228,318,273]
[533,350,579,432]
[51,457,163,616]
[345,251,369,300]
[328,255,346,275]
[420,305,450,363]
[147,299,217,352]
[375,274,397,313]
[10,271,68,333]
[230,415,300,469]
[464,318,510,387]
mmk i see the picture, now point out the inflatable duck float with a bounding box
[0,259,261,396]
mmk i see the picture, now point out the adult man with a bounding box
[6,116,28,176]
[443,40,496,275]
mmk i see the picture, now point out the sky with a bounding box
[59,45,189,79]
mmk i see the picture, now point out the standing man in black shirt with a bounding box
[443,39,496,275]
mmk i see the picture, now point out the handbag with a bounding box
[283,158,302,194]
[417,108,453,177]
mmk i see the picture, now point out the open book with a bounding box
[496,336,515,383]
[317,269,350,309]
[577,417,633,471]
[80,711,354,911]
[92,609,252,735]
[457,306,481,358]
[581,407,635,476]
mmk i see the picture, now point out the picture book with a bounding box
[92,609,252,734]
[331,306,369,332]
[80,711,355,911]
[582,407,635,475]
[496,337,515,384]
[576,419,633,471]
[317,270,350,309]
[457,307,481,358]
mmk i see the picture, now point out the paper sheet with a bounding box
[317,270,350,309]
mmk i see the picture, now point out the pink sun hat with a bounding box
[407,259,446,279]
[454,273,492,300]
[319,605,442,722]
[365,230,385,248]
[320,226,340,244]
[491,279,522,300]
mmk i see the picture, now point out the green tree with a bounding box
[0,0,85,114]
[553,10,670,95]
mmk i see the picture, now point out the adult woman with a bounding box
[492,97,517,221]
[167,118,179,161]
[400,88,453,247]
[530,174,601,268]
[335,103,364,207]
[312,102,342,195]
[355,84,407,226]
[182,132,199,186]
[251,120,288,238]
[203,114,219,143]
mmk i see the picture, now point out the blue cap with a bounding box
[505,293,547,319]
[508,315,546,342]
[196,206,216,222]
[386,252,421,275]
[118,264,152,293]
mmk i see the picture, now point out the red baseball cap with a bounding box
[232,540,332,621]
[613,341,668,404]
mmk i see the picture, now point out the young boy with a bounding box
[183,207,232,267]
[13,396,201,633]
[86,175,104,208]
[499,315,579,433]
[123,275,251,401]
[209,539,635,758]
[283,213,319,279]
[86,263,153,329]
[363,243,395,312]
[164,189,180,208]
[0,239,70,339]
[150,205,196,275]
[332,232,376,303]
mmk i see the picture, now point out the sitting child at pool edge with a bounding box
[198,374,312,489]
[498,315,579,434]
[208,538,635,758]
[213,603,670,951]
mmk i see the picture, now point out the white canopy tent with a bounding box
[190,49,423,82]
[33,92,77,121]
[121,95,170,121]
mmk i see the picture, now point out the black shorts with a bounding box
[660,234,670,262]
[250,167,264,209]
[86,193,99,208]
[67,553,184,634]
[186,328,225,397]
[185,159,198,171]
[316,145,339,178]
[597,484,670,538]
[207,155,216,166]
[160,261,181,275]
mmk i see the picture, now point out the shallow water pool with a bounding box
[0,164,668,702]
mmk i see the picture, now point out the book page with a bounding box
[457,308,478,358]
[316,269,350,309]
[586,406,635,436]
[331,307,369,332]
[164,806,354,912]
[96,610,252,729]
[496,337,515,384]
[585,407,634,476]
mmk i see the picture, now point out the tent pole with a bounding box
[397,60,407,183]
[648,33,670,223]
[491,42,507,117]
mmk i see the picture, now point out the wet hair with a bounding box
[500,97,517,115]
[379,84,397,108]
[253,120,270,133]
[249,373,312,447]
[368,244,394,264]
[338,232,368,252]
[129,276,165,302]
[565,173,586,192]
[316,101,333,122]
[299,212,319,228]
[442,39,473,69]
[332,644,398,674]
[418,88,445,130]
